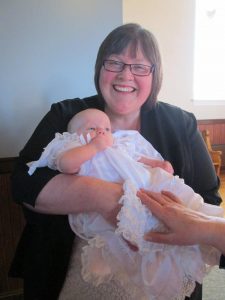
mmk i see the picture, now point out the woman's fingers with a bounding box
[144,231,176,244]
[139,189,183,207]
[161,190,183,204]
[137,190,165,221]
[137,190,159,208]
[138,190,166,206]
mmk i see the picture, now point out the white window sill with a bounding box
[191,99,225,106]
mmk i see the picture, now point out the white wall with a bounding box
[0,0,122,157]
[123,0,225,119]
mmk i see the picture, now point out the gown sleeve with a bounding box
[27,132,81,175]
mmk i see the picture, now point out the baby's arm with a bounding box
[57,143,99,174]
[138,157,174,174]
[57,133,113,174]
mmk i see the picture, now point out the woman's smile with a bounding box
[113,84,136,93]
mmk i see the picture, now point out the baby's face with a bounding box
[82,122,111,140]
[77,111,112,141]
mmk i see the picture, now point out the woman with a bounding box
[10,23,221,300]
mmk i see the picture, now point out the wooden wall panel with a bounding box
[198,124,225,145]
[197,119,225,168]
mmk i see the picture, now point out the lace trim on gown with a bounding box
[58,238,132,300]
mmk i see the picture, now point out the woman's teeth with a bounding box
[113,85,135,92]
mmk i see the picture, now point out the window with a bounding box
[193,0,225,102]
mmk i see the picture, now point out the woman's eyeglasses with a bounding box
[103,60,155,76]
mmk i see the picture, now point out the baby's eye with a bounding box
[105,128,111,132]
[87,127,96,131]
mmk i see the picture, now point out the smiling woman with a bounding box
[10,23,221,300]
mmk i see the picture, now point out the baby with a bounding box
[28,108,223,300]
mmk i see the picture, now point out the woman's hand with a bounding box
[137,189,212,246]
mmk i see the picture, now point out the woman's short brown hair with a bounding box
[94,23,162,110]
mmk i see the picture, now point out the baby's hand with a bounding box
[139,157,174,174]
[90,131,113,151]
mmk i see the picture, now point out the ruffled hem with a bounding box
[80,235,199,299]
[80,179,222,300]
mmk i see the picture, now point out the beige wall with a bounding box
[123,0,225,119]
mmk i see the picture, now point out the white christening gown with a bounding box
[28,130,223,300]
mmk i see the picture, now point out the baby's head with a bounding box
[67,109,112,139]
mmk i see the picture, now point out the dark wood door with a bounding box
[0,158,24,299]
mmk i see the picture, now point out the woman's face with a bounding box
[99,45,153,117]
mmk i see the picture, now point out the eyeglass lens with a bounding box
[103,60,154,76]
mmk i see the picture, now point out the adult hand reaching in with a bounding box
[137,189,225,254]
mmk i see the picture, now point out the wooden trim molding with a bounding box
[197,119,225,125]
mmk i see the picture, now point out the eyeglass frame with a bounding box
[102,59,155,76]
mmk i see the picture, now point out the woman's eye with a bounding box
[133,65,146,71]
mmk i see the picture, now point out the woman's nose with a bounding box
[117,64,134,79]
